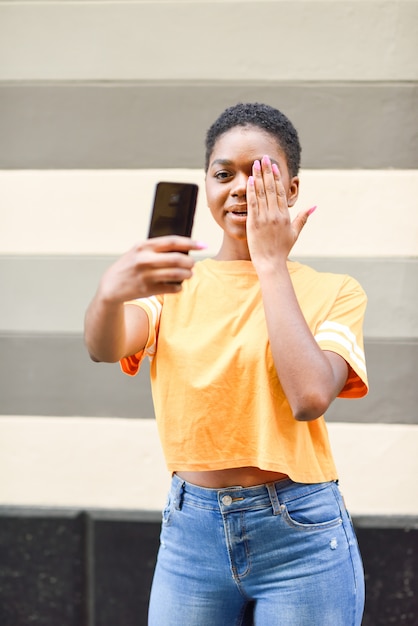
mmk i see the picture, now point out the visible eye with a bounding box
[214,170,232,181]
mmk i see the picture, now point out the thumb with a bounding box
[292,205,317,238]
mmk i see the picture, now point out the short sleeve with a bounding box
[314,276,368,398]
[119,295,163,376]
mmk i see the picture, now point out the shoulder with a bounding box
[289,260,366,301]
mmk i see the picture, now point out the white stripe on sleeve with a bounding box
[136,296,162,360]
[314,321,367,375]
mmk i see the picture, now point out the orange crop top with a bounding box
[121,259,368,483]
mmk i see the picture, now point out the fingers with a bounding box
[261,155,285,212]
[139,236,207,285]
[271,162,289,213]
[143,235,208,254]
[248,155,288,218]
[249,155,315,225]
[133,244,195,289]
[142,260,194,280]
[250,157,276,213]
[134,236,208,292]
[102,237,207,302]
[246,153,317,260]
[246,159,270,224]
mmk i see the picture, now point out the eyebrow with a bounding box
[209,158,233,168]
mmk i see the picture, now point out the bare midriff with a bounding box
[176,466,289,489]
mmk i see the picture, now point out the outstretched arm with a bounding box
[84,236,206,363]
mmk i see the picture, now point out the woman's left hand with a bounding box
[246,155,314,267]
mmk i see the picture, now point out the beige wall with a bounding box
[1,1,417,81]
[1,169,417,257]
[1,416,417,515]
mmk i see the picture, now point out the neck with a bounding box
[214,238,251,261]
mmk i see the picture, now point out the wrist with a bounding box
[253,257,289,278]
[96,279,126,309]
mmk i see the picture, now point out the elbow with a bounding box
[85,342,119,364]
[84,339,103,363]
[293,409,323,422]
[84,335,122,364]
[88,351,121,364]
[291,391,332,422]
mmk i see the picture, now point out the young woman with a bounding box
[84,103,368,625]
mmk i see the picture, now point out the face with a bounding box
[205,125,299,255]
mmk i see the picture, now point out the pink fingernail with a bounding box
[272,163,279,175]
[195,241,208,249]
[248,175,255,186]
[253,160,261,171]
[308,205,317,216]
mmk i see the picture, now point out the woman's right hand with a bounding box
[84,236,206,362]
[98,235,207,305]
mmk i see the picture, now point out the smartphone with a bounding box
[148,182,198,239]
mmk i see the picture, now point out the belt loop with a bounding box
[266,482,281,516]
[173,477,185,511]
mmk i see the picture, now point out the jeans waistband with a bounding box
[170,473,335,516]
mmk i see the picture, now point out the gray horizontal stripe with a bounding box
[328,338,417,424]
[0,81,417,169]
[1,334,416,424]
[293,257,418,340]
[0,333,154,419]
[1,256,417,338]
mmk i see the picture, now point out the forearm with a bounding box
[84,290,129,363]
[258,263,344,421]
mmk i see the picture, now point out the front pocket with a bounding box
[281,484,343,531]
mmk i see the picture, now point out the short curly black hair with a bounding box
[205,102,301,178]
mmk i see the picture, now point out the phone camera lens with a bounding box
[169,193,181,205]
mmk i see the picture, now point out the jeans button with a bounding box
[222,495,233,506]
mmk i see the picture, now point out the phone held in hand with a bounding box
[148,182,198,239]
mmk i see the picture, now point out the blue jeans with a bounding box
[148,474,365,625]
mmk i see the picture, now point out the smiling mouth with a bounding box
[229,206,247,216]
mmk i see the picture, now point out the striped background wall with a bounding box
[1,0,417,521]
